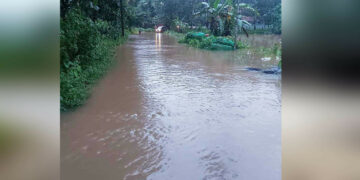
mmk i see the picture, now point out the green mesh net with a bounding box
[183,32,236,51]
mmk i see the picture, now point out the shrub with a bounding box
[60,61,88,110]
[199,36,215,49]
[188,39,201,48]
[60,9,101,68]
[95,20,111,35]
[60,8,127,111]
[178,38,187,43]
[175,31,249,51]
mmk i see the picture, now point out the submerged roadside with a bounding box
[166,30,280,53]
[165,30,281,69]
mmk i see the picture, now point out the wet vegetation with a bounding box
[178,32,249,50]
[60,0,281,111]
[60,9,129,111]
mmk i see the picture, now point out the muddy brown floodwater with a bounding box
[61,33,281,180]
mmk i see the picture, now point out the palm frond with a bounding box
[236,3,259,16]
[242,20,251,26]
[201,2,210,9]
[193,11,202,16]
[236,19,243,28]
[216,1,229,14]
[213,0,221,9]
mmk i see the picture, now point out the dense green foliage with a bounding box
[60,0,281,110]
[129,0,281,34]
[193,0,257,36]
[60,6,128,111]
[269,4,281,34]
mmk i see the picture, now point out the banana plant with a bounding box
[194,0,257,37]
[233,3,259,37]
[193,0,232,36]
[173,18,188,32]
[234,15,251,37]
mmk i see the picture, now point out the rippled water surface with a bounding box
[61,33,281,180]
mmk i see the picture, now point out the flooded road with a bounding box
[61,33,281,180]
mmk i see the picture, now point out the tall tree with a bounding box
[233,0,238,49]
[120,0,125,36]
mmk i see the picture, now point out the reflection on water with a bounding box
[155,33,162,49]
[61,32,281,180]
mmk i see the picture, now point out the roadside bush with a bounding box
[199,36,215,49]
[60,8,127,111]
[60,9,101,68]
[60,61,87,109]
[178,38,187,43]
[95,20,111,35]
[188,39,201,48]
[175,31,250,51]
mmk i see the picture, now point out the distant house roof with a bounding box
[242,16,254,22]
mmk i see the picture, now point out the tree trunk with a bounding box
[119,0,125,37]
[242,27,249,37]
[224,20,231,36]
[233,0,238,49]
[254,17,256,30]
[210,17,217,35]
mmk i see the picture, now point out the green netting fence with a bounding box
[181,32,236,50]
